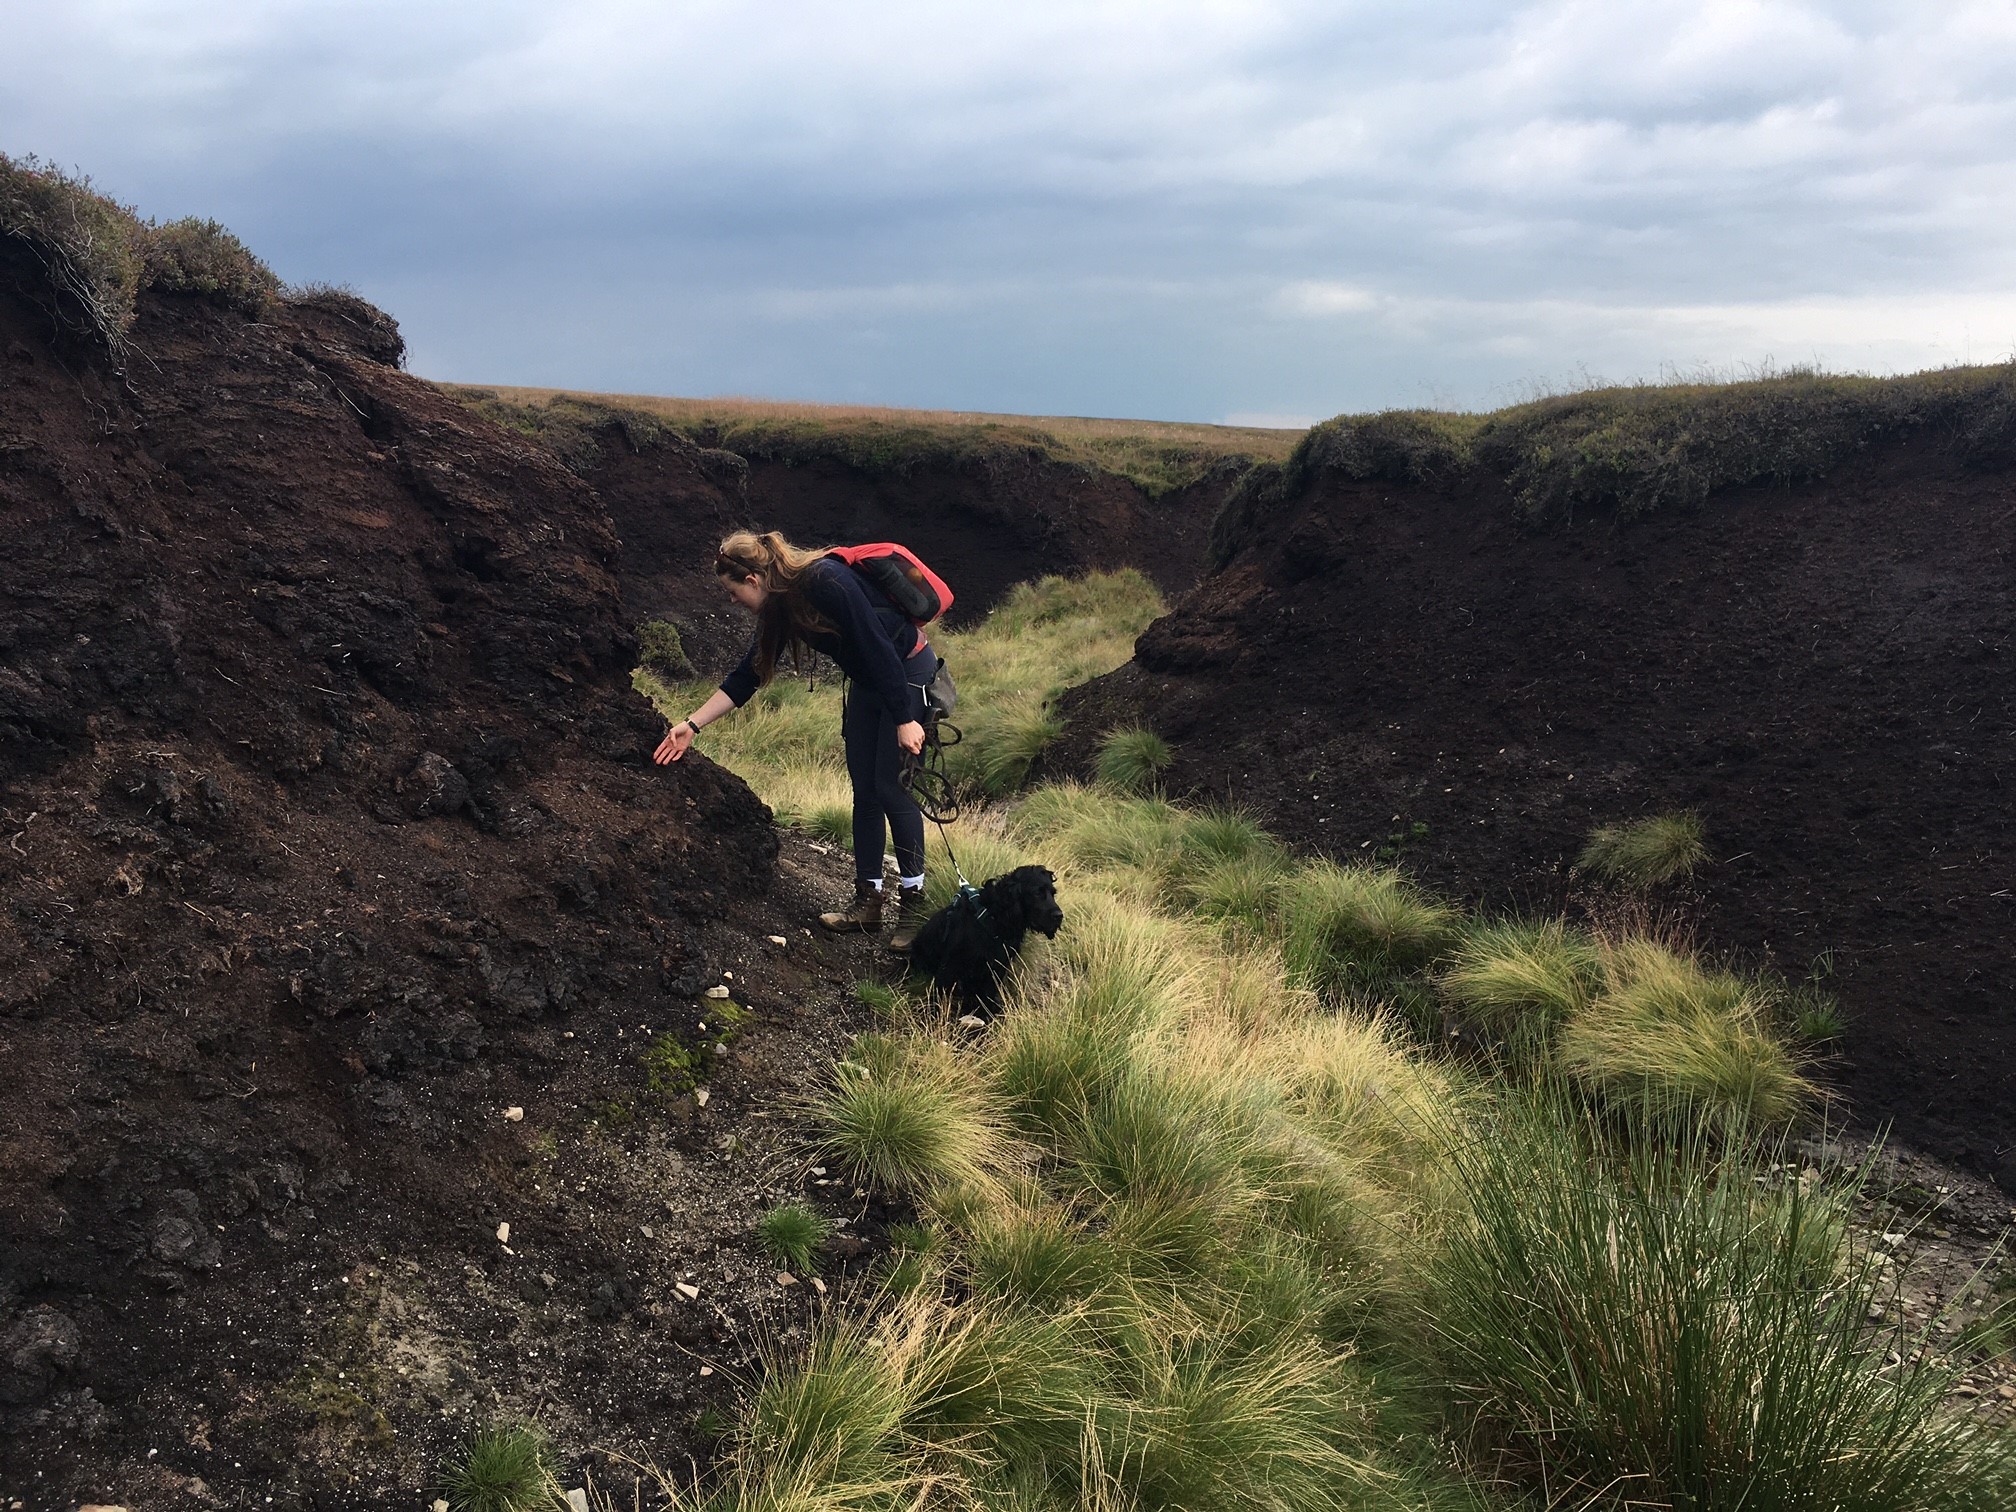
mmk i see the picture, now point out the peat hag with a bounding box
[1058,382,2016,1188]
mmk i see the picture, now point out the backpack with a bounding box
[828,543,955,627]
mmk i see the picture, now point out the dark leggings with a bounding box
[844,643,933,884]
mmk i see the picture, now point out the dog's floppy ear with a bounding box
[981,872,1028,937]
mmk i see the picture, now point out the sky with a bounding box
[7,0,2016,425]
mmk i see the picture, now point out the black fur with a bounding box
[907,865,1064,1017]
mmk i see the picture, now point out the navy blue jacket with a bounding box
[719,557,922,719]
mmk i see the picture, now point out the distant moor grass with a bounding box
[445,385,1303,496]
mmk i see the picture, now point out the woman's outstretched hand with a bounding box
[896,720,926,756]
[653,723,693,765]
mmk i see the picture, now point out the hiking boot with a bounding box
[886,885,930,953]
[819,880,883,933]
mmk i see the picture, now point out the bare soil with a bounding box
[0,276,905,1508]
[1055,437,2016,1191]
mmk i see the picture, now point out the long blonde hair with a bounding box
[716,529,833,684]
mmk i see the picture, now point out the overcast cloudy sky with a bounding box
[8,0,2016,424]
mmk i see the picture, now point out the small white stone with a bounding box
[434,1502,451,1512]
[776,1271,798,1287]
[723,970,734,980]
[495,1222,511,1244]
[641,1225,655,1239]
[705,985,731,999]
[810,1166,827,1177]
[566,1490,590,1512]
[695,1088,710,1107]
[698,1364,714,1377]
[811,1277,828,1295]
[676,1282,701,1300]
[768,935,788,946]
[958,1014,986,1029]
[502,1106,524,1122]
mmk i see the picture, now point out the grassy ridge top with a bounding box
[1215,363,2016,560]
[443,384,1303,497]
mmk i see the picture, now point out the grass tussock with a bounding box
[443,385,1303,497]
[1093,726,1172,794]
[1578,810,1708,887]
[1562,936,1811,1130]
[1431,1099,2016,1511]
[756,1203,833,1276]
[1439,917,1603,1062]
[437,1423,556,1512]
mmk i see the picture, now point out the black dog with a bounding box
[907,865,1064,1018]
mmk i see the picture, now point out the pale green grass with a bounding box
[1560,936,1810,1130]
[1577,810,1709,887]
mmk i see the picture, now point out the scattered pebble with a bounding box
[776,1271,798,1287]
[811,1278,828,1295]
[698,1365,714,1377]
[641,1225,655,1239]
[705,985,731,999]
[675,1282,701,1300]
[810,1166,827,1177]
[495,1222,511,1245]
[502,1106,524,1122]
[433,1502,450,1512]
[768,935,788,946]
[958,1014,986,1029]
[723,970,734,980]
[695,1088,710,1107]
[566,1490,590,1512]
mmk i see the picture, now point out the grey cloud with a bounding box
[6,0,2015,420]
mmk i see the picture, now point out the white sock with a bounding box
[860,878,884,891]
[899,874,925,891]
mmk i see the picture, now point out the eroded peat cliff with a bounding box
[1058,383,2016,1187]
[0,259,830,1502]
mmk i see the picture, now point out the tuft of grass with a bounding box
[438,1424,556,1512]
[968,692,1065,795]
[1094,726,1173,794]
[1561,937,1811,1130]
[806,802,854,847]
[851,978,900,1017]
[1439,917,1603,1063]
[1430,1099,2016,1511]
[817,1037,1004,1195]
[1280,859,1456,999]
[756,1202,834,1275]
[1578,811,1708,887]
[634,619,693,679]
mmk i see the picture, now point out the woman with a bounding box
[652,530,936,950]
